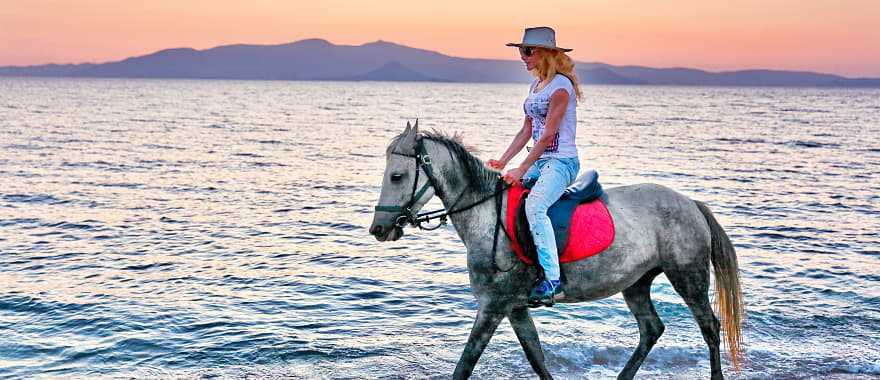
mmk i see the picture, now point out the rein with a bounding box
[374,138,515,272]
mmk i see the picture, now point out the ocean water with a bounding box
[0,78,878,379]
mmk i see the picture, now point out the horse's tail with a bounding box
[695,200,744,371]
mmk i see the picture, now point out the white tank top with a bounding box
[523,74,578,158]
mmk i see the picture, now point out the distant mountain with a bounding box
[605,66,880,87]
[579,67,647,85]
[2,38,878,87]
[344,61,444,82]
[0,63,97,76]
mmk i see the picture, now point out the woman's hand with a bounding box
[502,167,526,185]
[486,159,506,171]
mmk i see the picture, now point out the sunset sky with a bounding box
[2,0,879,77]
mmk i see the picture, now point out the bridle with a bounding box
[375,137,505,229]
[373,137,447,230]
[374,137,515,272]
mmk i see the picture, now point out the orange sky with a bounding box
[2,0,879,76]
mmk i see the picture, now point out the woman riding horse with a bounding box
[369,27,744,380]
[488,26,583,305]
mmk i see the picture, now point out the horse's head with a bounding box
[369,120,437,241]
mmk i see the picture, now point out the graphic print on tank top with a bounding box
[524,95,560,152]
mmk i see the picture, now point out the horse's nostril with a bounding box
[370,225,383,235]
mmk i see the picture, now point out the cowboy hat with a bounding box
[506,26,572,52]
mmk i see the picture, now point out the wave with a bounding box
[2,193,69,205]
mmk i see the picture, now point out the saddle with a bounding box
[505,170,615,266]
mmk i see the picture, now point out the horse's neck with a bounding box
[427,141,514,268]
[426,140,496,220]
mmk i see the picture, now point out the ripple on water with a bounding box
[2,193,68,205]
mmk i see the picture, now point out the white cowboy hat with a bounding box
[506,26,572,52]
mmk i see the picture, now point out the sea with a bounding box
[0,77,878,379]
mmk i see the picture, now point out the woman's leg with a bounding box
[524,158,576,282]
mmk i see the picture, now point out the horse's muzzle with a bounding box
[369,223,404,242]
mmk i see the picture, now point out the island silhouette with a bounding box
[2,38,878,87]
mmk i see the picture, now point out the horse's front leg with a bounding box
[509,306,553,379]
[452,307,505,379]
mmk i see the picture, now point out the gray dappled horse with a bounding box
[369,122,744,380]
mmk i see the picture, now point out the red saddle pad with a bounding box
[505,183,615,265]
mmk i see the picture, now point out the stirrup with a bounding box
[528,291,565,308]
[528,280,565,308]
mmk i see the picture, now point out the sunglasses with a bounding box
[519,46,534,57]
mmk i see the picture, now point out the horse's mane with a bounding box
[389,129,500,193]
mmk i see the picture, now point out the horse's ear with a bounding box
[412,119,421,141]
[398,120,417,150]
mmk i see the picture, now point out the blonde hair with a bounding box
[531,48,583,101]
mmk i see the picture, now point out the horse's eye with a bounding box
[390,173,404,182]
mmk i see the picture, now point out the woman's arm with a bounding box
[502,89,569,183]
[487,116,532,170]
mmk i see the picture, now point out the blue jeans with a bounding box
[522,157,580,281]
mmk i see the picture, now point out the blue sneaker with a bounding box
[528,279,564,307]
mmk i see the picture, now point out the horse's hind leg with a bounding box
[665,265,723,380]
[618,268,665,380]
[508,306,553,379]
